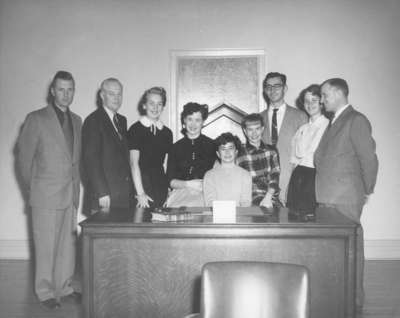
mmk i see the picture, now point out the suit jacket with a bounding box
[260,105,308,202]
[314,105,378,205]
[81,107,134,209]
[17,105,82,209]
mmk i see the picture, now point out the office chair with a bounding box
[185,261,310,318]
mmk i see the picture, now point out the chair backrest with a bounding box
[200,261,310,318]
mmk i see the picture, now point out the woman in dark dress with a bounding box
[166,103,216,207]
[128,87,173,208]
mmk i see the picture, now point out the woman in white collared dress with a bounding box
[128,87,173,208]
[287,84,329,212]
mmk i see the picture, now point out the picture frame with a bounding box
[170,49,266,140]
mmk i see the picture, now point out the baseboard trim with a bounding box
[1,239,400,260]
[0,240,31,259]
[365,240,400,260]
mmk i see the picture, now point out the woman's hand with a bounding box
[186,179,203,192]
[136,193,154,208]
[260,192,273,208]
[99,195,111,212]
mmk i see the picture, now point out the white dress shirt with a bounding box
[332,104,350,124]
[103,106,119,133]
[268,103,286,136]
[290,114,329,168]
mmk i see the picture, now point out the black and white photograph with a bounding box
[0,0,399,317]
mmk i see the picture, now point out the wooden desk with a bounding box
[80,207,357,318]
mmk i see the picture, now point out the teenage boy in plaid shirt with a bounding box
[237,113,281,207]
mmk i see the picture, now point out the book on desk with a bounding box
[150,205,280,222]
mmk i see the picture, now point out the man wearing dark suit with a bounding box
[260,72,308,204]
[17,71,82,309]
[81,78,134,211]
[315,78,378,310]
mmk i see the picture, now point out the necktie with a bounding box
[328,113,334,128]
[271,108,278,145]
[62,111,73,156]
[150,123,157,135]
[113,114,122,139]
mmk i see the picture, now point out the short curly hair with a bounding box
[180,102,209,135]
[215,132,242,151]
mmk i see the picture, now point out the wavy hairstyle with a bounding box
[180,102,209,135]
[137,86,167,116]
[215,132,242,151]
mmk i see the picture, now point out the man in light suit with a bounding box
[81,78,134,211]
[315,78,378,311]
[17,71,82,309]
[260,72,308,204]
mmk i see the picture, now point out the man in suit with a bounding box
[17,71,82,309]
[315,78,378,310]
[81,78,134,211]
[260,72,308,204]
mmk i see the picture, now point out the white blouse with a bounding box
[290,115,329,168]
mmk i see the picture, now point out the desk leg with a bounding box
[346,228,357,318]
[82,232,92,318]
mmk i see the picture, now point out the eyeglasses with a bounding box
[265,84,283,91]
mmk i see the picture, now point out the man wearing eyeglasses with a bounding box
[260,72,307,205]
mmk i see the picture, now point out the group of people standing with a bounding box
[17,70,377,311]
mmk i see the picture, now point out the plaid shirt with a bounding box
[237,142,280,205]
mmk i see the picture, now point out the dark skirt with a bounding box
[142,168,169,208]
[286,165,317,212]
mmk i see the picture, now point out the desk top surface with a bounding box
[80,206,357,228]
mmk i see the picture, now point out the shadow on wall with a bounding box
[13,124,35,258]
[11,80,59,257]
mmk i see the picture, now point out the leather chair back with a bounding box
[200,261,310,318]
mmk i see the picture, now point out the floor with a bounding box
[0,260,399,318]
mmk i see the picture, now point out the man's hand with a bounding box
[186,179,203,192]
[99,195,111,211]
[260,193,273,208]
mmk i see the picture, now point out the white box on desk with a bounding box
[212,200,236,223]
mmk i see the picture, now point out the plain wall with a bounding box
[1,0,399,258]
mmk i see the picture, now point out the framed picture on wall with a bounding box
[170,49,266,141]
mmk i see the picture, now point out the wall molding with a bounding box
[0,240,31,259]
[1,239,400,260]
[364,240,400,260]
